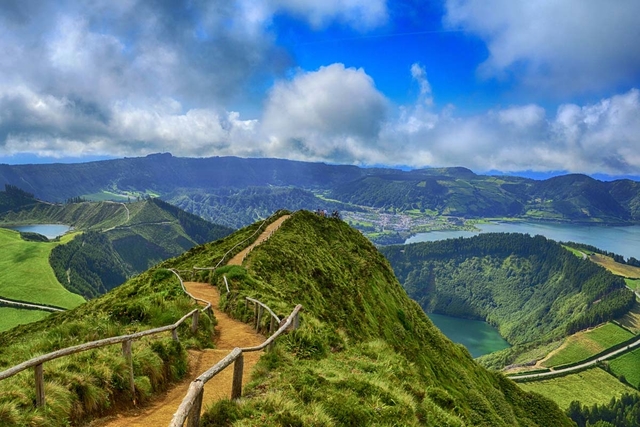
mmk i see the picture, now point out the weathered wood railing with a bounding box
[0,269,212,409]
[169,303,303,427]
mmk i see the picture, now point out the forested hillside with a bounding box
[167,187,354,228]
[163,210,573,426]
[2,154,640,226]
[381,233,636,367]
[1,195,233,299]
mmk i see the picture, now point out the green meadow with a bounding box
[542,322,634,367]
[0,228,85,309]
[609,347,640,389]
[0,307,50,332]
[519,368,637,409]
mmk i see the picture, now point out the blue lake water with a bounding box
[406,222,640,260]
[427,313,510,358]
[6,224,71,239]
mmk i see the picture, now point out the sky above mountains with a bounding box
[1,0,639,176]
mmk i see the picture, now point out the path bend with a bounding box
[90,215,290,426]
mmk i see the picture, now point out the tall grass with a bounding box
[0,267,213,426]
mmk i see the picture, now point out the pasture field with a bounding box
[542,322,634,367]
[609,347,640,389]
[590,253,640,278]
[82,190,130,202]
[563,245,587,259]
[518,368,637,409]
[0,228,85,309]
[0,307,50,332]
[618,302,640,334]
[626,278,640,291]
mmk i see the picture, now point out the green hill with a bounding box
[165,211,572,426]
[381,233,636,368]
[0,189,233,300]
[0,210,574,426]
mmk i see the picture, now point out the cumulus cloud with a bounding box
[262,64,388,162]
[380,89,640,174]
[444,0,640,94]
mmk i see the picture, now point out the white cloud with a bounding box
[410,63,433,106]
[444,0,640,94]
[262,64,388,161]
[381,89,640,174]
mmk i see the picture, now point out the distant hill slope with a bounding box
[0,191,233,298]
[2,154,639,225]
[0,153,369,202]
[166,211,573,426]
[166,186,356,228]
[381,233,636,368]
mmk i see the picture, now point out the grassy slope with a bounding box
[618,302,640,334]
[0,267,215,426]
[166,211,572,426]
[589,254,640,278]
[542,322,634,367]
[0,308,49,333]
[0,229,85,308]
[608,348,640,389]
[519,368,637,409]
[626,278,640,291]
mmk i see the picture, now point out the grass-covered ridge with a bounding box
[381,233,636,368]
[166,210,573,426]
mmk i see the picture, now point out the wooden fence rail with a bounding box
[169,303,303,427]
[0,269,212,409]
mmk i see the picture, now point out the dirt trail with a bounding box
[91,216,290,427]
[228,215,290,266]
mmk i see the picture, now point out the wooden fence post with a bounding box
[256,306,263,332]
[34,363,45,408]
[231,354,244,399]
[268,316,276,352]
[191,310,199,334]
[187,388,204,427]
[122,340,136,402]
[293,312,300,330]
[172,328,179,343]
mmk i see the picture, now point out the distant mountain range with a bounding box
[1,153,640,226]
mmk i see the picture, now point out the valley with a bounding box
[1,157,640,425]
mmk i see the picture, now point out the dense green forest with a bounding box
[167,186,353,228]
[2,154,640,224]
[0,192,234,299]
[0,185,42,214]
[49,231,130,298]
[163,210,573,426]
[381,233,635,366]
[567,394,640,427]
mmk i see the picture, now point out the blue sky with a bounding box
[1,0,639,177]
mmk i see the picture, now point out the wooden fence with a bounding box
[0,269,212,409]
[169,302,303,427]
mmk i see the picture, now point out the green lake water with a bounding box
[427,313,510,358]
[407,221,640,357]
